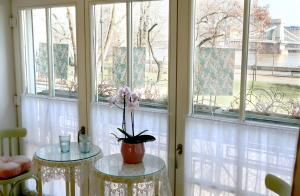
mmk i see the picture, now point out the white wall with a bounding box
[0,0,17,128]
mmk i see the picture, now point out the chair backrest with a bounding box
[265,174,292,196]
[0,128,27,156]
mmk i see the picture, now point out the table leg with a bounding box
[127,182,133,196]
[3,184,9,196]
[65,177,70,196]
[155,178,159,196]
[99,176,105,196]
[65,168,70,196]
[70,167,75,196]
[80,164,89,195]
[37,166,43,196]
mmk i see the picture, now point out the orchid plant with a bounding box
[108,86,156,144]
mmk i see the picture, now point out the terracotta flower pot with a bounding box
[121,142,145,164]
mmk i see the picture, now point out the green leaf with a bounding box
[117,138,125,142]
[123,135,156,144]
[136,130,149,136]
[117,128,132,138]
[110,133,120,139]
[136,135,156,143]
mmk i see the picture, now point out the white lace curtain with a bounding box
[21,95,79,157]
[184,117,299,196]
[21,95,79,195]
[21,96,168,195]
[21,95,298,196]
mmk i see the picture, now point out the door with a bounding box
[13,0,300,195]
[175,0,300,195]
[13,1,86,194]
[13,0,178,194]
[86,0,177,191]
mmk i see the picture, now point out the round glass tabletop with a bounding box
[95,154,165,178]
[35,142,102,162]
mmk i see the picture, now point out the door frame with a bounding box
[84,0,179,193]
[12,0,87,128]
[175,0,193,195]
[13,0,179,194]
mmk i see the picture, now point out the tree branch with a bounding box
[96,5,116,66]
[197,34,224,47]
[66,8,77,82]
[148,23,161,83]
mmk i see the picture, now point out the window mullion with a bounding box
[46,8,55,97]
[239,0,251,121]
[91,5,97,102]
[189,0,195,115]
[25,10,35,95]
[126,2,133,88]
[30,10,37,95]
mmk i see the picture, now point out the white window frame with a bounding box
[187,0,300,126]
[88,0,172,105]
[12,0,88,128]
[12,0,299,195]
[85,0,178,192]
[175,0,299,195]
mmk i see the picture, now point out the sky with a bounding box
[259,0,300,26]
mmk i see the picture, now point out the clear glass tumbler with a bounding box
[59,135,71,153]
[79,135,91,153]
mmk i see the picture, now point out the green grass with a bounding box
[194,80,300,112]
[250,81,300,98]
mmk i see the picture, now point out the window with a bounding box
[89,0,170,165]
[91,0,169,108]
[245,0,300,124]
[192,0,243,115]
[21,6,77,98]
[192,0,300,125]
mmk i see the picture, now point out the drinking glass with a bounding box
[79,135,91,153]
[59,135,71,153]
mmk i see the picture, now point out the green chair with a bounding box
[0,128,38,196]
[265,174,292,196]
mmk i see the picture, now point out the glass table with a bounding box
[33,142,103,196]
[94,154,171,196]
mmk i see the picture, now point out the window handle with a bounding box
[176,144,183,155]
[175,144,183,169]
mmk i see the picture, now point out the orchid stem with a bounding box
[131,112,135,136]
[122,95,126,137]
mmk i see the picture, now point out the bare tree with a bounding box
[195,0,271,48]
[66,8,77,82]
[137,2,151,47]
[50,9,78,92]
[148,24,162,82]
[195,0,242,48]
[193,0,272,106]
[248,0,272,88]
[96,5,116,70]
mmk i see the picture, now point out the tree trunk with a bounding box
[148,24,161,83]
[96,5,116,67]
[66,8,77,83]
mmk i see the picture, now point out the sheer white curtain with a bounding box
[21,95,79,195]
[184,117,299,196]
[90,103,168,163]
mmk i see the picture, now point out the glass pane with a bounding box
[22,9,49,95]
[132,0,169,107]
[93,3,127,100]
[51,6,77,98]
[192,0,244,116]
[247,0,300,124]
